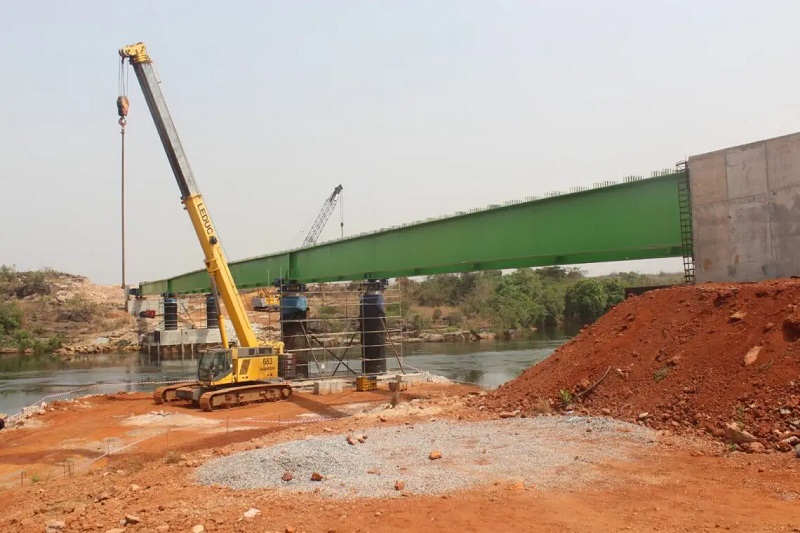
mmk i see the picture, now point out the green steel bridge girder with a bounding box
[138,172,686,296]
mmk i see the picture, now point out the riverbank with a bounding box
[0,268,138,357]
[0,338,567,415]
[0,266,649,358]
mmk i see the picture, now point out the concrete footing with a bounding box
[304,372,425,394]
[313,379,345,395]
[395,372,424,386]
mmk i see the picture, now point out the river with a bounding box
[0,332,571,416]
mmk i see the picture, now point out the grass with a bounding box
[558,389,573,406]
[530,397,553,415]
[653,367,669,382]
[735,404,745,426]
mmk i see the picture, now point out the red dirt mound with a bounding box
[478,279,800,453]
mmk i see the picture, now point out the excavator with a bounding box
[119,42,292,410]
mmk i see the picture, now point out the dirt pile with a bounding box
[477,279,800,452]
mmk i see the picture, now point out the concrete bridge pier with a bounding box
[278,280,310,379]
[360,279,388,375]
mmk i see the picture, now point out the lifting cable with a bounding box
[117,60,129,294]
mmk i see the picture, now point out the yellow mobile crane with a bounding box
[119,42,292,410]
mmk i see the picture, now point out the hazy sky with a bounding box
[2,1,799,285]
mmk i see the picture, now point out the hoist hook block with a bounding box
[116,95,129,118]
[118,117,127,127]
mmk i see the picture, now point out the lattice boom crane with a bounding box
[302,184,343,247]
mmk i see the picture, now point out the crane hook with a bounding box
[116,95,129,128]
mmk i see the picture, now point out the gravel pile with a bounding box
[195,416,656,499]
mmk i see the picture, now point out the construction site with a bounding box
[2,6,800,532]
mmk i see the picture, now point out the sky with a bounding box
[2,1,800,285]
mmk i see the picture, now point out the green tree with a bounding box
[602,279,626,310]
[565,279,608,323]
[608,271,650,287]
[537,266,569,282]
[460,275,496,318]
[540,284,566,326]
[487,269,545,330]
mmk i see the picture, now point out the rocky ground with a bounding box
[0,272,138,357]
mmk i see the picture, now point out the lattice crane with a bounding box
[302,185,343,247]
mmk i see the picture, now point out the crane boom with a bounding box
[302,184,343,247]
[119,42,257,347]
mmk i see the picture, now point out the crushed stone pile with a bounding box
[476,279,800,453]
[195,417,655,499]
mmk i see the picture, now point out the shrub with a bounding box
[60,297,103,323]
[0,300,23,335]
[444,310,463,327]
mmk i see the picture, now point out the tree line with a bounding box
[397,267,680,333]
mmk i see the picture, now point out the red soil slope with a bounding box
[480,279,800,451]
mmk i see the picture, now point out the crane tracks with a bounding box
[198,383,292,411]
[153,382,200,404]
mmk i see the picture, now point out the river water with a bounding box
[0,332,571,416]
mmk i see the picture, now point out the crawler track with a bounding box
[153,382,199,404]
[198,383,292,411]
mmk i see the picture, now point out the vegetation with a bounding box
[559,388,573,406]
[399,267,681,335]
[0,265,77,354]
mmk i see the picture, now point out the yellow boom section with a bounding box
[120,42,258,348]
[183,195,258,347]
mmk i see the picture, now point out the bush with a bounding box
[0,300,23,335]
[14,270,52,298]
[59,297,102,323]
[0,266,55,299]
[409,313,432,332]
[444,310,463,327]
[316,305,339,318]
[10,330,61,354]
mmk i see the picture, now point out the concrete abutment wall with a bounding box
[688,132,800,283]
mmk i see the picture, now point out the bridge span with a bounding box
[137,170,688,296]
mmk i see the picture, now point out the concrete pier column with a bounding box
[360,280,388,375]
[163,295,178,331]
[278,281,309,379]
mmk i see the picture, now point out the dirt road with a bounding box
[1,384,799,532]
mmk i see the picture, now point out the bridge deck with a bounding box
[138,172,684,296]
